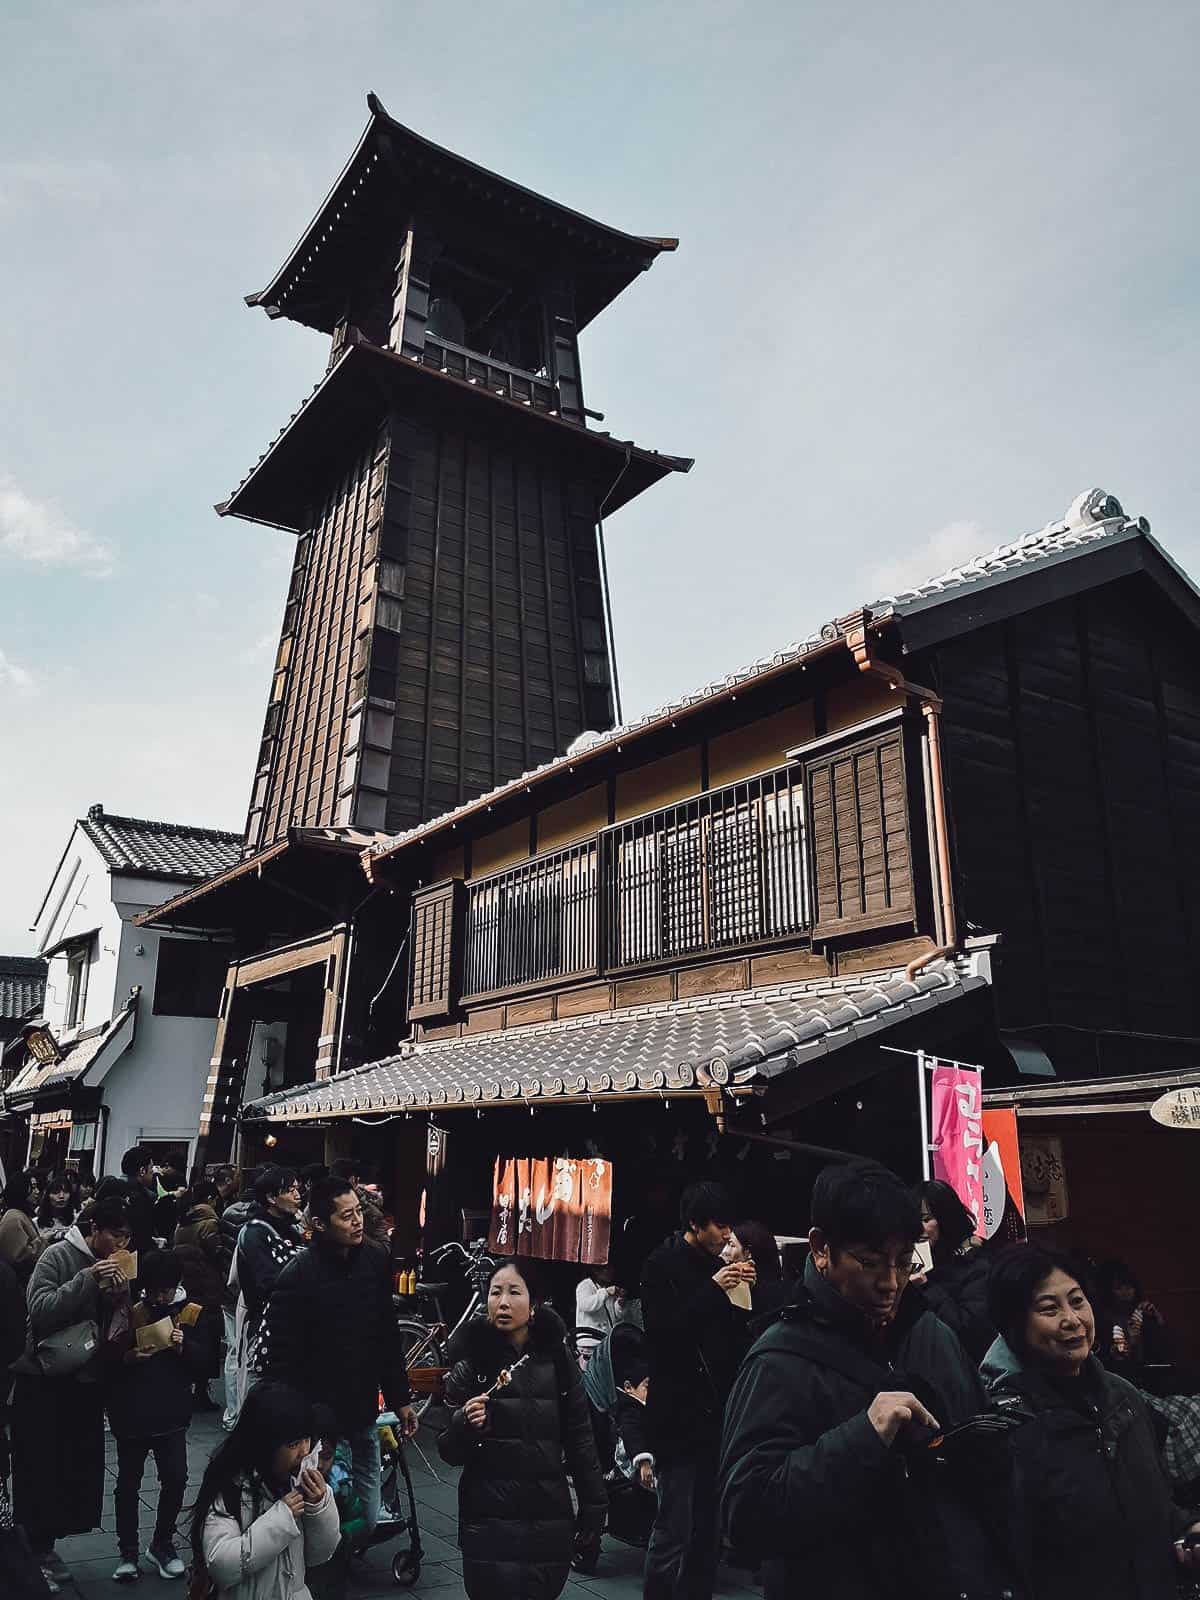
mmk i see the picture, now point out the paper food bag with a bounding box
[111,1249,138,1282]
[177,1301,203,1328]
[135,1316,175,1353]
[725,1280,753,1311]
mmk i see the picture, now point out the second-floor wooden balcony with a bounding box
[454,764,810,1005]
[409,719,918,1021]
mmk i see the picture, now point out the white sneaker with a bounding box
[145,1544,186,1579]
[38,1569,61,1595]
[113,1556,141,1583]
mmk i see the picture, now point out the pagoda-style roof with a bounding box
[247,92,678,337]
[220,337,691,531]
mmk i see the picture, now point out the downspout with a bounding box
[840,611,959,975]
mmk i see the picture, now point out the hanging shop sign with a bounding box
[489,1155,613,1266]
[23,1024,62,1066]
[929,1062,985,1234]
[979,1108,1027,1243]
[1020,1135,1069,1225]
[1150,1087,1200,1129]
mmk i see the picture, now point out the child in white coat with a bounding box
[191,1382,340,1600]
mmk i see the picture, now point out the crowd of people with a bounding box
[0,1148,1196,1600]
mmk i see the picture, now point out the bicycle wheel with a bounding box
[395,1317,449,1422]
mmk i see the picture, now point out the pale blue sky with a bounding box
[3,1,1199,950]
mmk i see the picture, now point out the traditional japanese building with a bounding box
[140,94,690,1164]
[243,491,1200,1349]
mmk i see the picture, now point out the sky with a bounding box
[2,0,1199,951]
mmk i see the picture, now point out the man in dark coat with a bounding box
[258,1176,415,1540]
[640,1179,754,1600]
[232,1165,303,1420]
[96,1145,158,1256]
[720,1162,1013,1600]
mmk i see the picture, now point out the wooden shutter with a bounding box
[807,726,914,938]
[408,880,463,1020]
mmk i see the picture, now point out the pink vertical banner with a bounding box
[929,1062,985,1234]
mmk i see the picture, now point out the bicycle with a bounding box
[394,1237,498,1423]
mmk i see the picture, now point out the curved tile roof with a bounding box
[243,954,990,1121]
[80,806,241,883]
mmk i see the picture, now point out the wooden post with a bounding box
[195,964,251,1170]
[315,929,348,1080]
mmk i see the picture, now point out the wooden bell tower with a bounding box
[225,93,690,853]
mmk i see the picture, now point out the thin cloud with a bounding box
[0,475,114,576]
[0,157,117,213]
[239,631,277,666]
[0,649,35,694]
[868,520,991,602]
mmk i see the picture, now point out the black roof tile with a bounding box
[79,806,241,884]
[0,956,46,1021]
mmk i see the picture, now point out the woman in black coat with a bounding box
[438,1258,607,1600]
[915,1178,994,1361]
[982,1244,1200,1599]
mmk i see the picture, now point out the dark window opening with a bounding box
[426,254,547,375]
[153,939,230,1018]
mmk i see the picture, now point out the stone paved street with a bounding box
[55,1388,762,1600]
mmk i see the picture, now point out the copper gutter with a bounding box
[840,610,959,965]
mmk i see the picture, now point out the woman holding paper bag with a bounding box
[10,1195,133,1593]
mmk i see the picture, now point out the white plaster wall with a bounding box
[30,832,224,1177]
[34,831,125,1040]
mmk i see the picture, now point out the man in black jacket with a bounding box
[720,1162,1012,1600]
[640,1179,754,1600]
[232,1165,303,1418]
[259,1176,416,1540]
[109,1145,159,1257]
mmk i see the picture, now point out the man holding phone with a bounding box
[720,1162,1009,1600]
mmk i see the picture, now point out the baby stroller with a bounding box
[376,1411,425,1587]
[576,1316,657,1566]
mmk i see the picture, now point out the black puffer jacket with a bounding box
[438,1307,606,1600]
[720,1260,1013,1600]
[258,1236,411,1430]
[641,1232,749,1462]
[982,1337,1187,1599]
[922,1247,995,1362]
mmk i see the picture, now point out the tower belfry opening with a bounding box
[225,93,691,854]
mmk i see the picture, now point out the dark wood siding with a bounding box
[244,408,617,848]
[245,426,385,850]
[381,416,611,834]
[408,880,462,1020]
[938,577,1200,1052]
[807,726,914,938]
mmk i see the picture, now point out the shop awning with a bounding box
[243,954,991,1123]
[4,993,139,1111]
[985,1067,1200,1119]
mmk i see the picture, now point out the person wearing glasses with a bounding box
[719,1162,1009,1600]
[231,1167,304,1418]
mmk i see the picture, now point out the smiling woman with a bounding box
[982,1245,1199,1598]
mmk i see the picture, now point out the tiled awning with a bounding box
[5,994,138,1109]
[243,954,991,1123]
